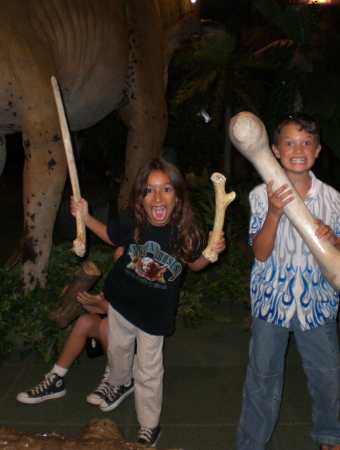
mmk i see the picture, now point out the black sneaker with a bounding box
[16,372,66,404]
[99,379,134,412]
[136,424,161,447]
[86,366,110,405]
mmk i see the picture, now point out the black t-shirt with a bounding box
[104,208,195,335]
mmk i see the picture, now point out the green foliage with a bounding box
[262,68,299,141]
[178,244,252,328]
[166,30,271,177]
[249,0,340,159]
[0,242,115,365]
[177,181,253,328]
[190,178,254,245]
[249,0,316,45]
[170,31,270,122]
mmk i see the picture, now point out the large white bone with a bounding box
[202,173,236,262]
[51,76,86,257]
[229,111,340,291]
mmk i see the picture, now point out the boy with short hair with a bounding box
[236,113,340,450]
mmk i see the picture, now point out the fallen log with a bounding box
[0,418,178,449]
[48,260,101,329]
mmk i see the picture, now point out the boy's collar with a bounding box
[306,171,320,199]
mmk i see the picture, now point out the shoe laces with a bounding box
[137,426,154,441]
[93,367,110,394]
[30,372,56,395]
[106,384,121,401]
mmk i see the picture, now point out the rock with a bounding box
[0,418,178,449]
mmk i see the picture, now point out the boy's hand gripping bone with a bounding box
[202,173,236,263]
[229,111,340,291]
[51,76,86,257]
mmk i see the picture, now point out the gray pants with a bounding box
[108,305,164,428]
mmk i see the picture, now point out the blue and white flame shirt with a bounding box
[249,171,340,330]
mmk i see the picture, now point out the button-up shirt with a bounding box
[249,171,340,330]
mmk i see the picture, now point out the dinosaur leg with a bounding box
[118,0,168,210]
[19,108,67,289]
[0,134,6,177]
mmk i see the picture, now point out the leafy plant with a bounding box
[167,29,271,179]
[0,242,115,365]
[190,177,256,245]
[249,0,340,158]
[176,181,254,328]
[177,244,253,328]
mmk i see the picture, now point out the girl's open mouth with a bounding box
[152,206,167,221]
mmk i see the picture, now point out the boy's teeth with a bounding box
[291,158,305,163]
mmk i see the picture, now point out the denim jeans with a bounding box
[236,316,340,449]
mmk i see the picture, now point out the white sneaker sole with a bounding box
[86,393,106,405]
[16,389,66,404]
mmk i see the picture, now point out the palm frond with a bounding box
[262,70,298,138]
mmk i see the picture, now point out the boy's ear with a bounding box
[315,144,322,158]
[272,144,280,159]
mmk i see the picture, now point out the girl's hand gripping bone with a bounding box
[202,173,236,263]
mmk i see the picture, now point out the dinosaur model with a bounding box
[0,0,201,289]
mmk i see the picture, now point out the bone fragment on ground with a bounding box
[51,76,86,257]
[202,173,236,263]
[0,418,179,449]
[229,111,340,291]
[48,260,101,329]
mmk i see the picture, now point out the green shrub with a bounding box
[0,242,115,365]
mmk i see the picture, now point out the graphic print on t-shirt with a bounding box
[126,240,182,284]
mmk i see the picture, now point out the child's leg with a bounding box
[134,328,164,429]
[16,313,104,404]
[99,316,108,363]
[236,317,289,450]
[293,318,340,446]
[107,305,136,386]
[57,313,102,369]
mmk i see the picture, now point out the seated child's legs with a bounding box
[99,316,108,361]
[16,313,105,404]
[134,328,164,429]
[57,313,102,369]
[293,318,340,445]
[236,317,290,450]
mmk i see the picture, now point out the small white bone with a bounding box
[51,76,86,257]
[229,111,340,291]
[202,173,236,263]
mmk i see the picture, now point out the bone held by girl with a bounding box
[202,173,236,263]
[51,76,86,257]
[229,111,340,291]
